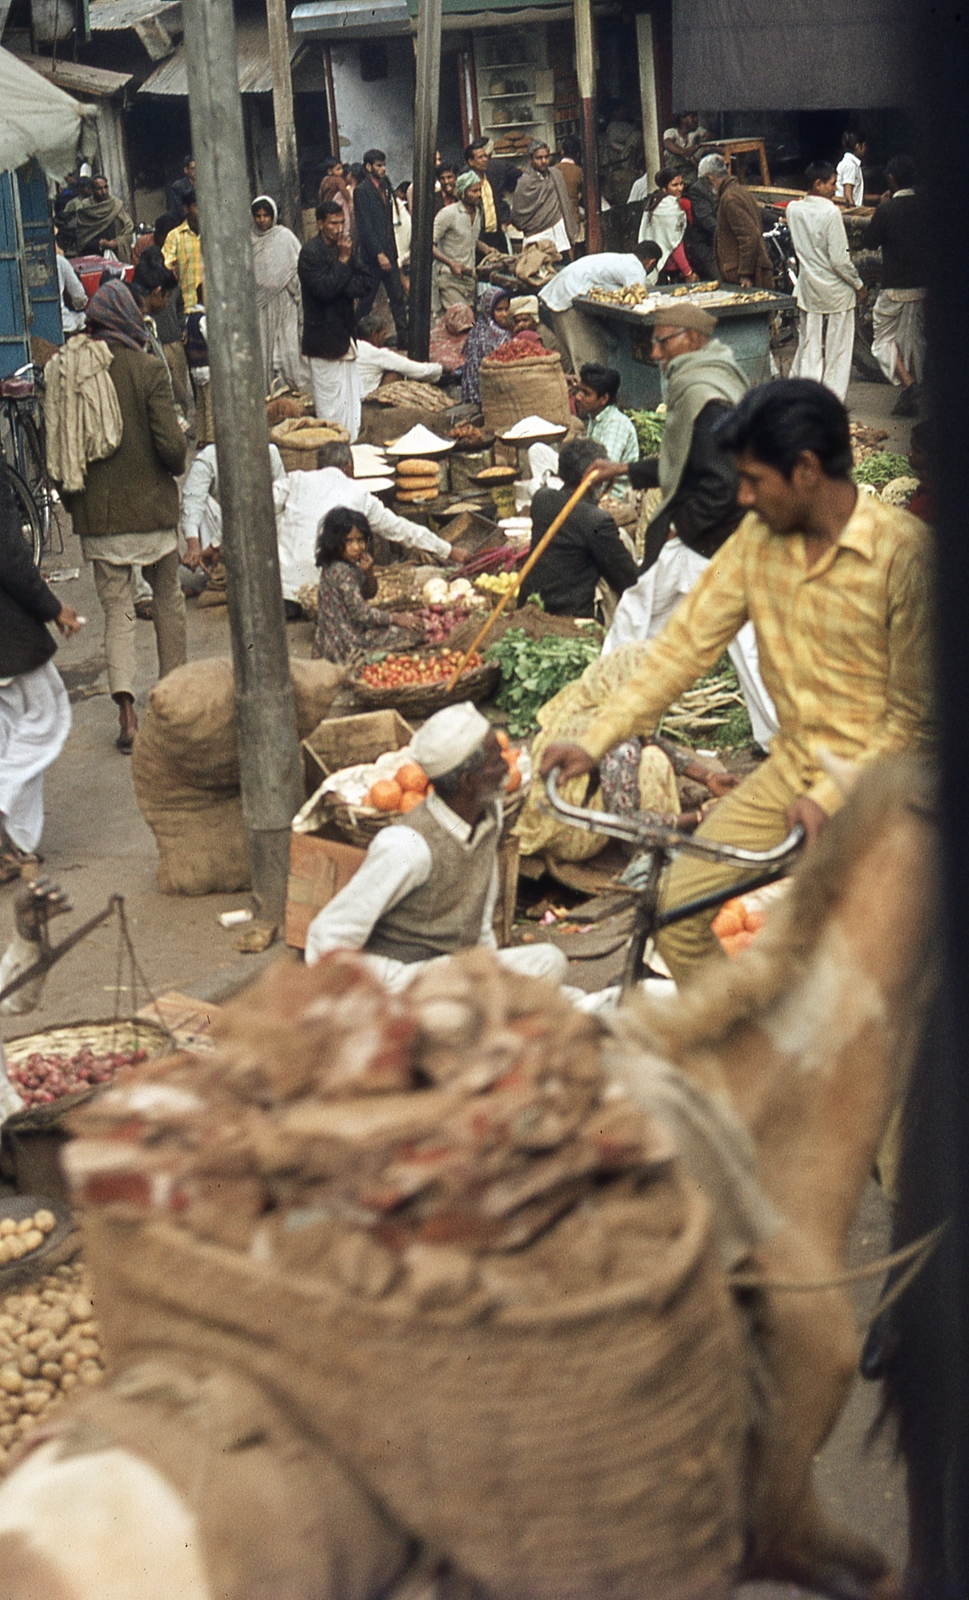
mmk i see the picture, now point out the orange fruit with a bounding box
[504,765,521,793]
[744,908,766,934]
[399,790,424,813]
[495,730,510,750]
[396,762,428,793]
[369,779,403,812]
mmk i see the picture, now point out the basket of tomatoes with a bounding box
[316,736,528,847]
[349,647,500,718]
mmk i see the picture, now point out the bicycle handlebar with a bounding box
[544,767,805,867]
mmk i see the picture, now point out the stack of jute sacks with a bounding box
[395,458,443,504]
[131,657,344,895]
[66,949,746,1600]
[478,349,571,436]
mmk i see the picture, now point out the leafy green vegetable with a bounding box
[851,451,911,487]
[486,628,602,736]
[659,656,754,751]
[625,407,666,457]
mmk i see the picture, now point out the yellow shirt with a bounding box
[480,176,498,235]
[162,221,204,311]
[580,496,934,816]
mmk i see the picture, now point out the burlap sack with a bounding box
[83,1164,745,1600]
[132,657,344,895]
[479,352,571,435]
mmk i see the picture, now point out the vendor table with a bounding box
[700,138,771,187]
[573,285,796,410]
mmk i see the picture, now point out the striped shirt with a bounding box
[586,403,640,467]
[162,221,204,311]
[578,494,934,815]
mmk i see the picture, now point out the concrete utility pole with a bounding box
[265,0,301,233]
[181,0,303,926]
[573,0,600,254]
[409,0,442,361]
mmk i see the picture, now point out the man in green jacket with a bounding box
[63,282,187,751]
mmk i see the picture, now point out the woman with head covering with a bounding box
[53,281,187,750]
[431,171,482,313]
[250,195,308,393]
[635,169,697,279]
[460,285,511,405]
[318,165,353,245]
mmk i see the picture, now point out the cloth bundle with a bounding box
[43,335,122,494]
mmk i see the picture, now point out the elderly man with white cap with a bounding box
[597,301,777,750]
[304,703,568,990]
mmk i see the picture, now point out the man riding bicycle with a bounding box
[541,380,934,984]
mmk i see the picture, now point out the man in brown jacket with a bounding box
[705,155,774,288]
[63,282,187,750]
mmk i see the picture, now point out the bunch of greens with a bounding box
[486,628,602,736]
[659,655,753,751]
[625,407,666,457]
[851,451,911,487]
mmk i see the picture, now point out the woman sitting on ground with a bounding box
[460,285,512,405]
[311,507,417,665]
[639,169,698,281]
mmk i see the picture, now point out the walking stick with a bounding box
[445,463,612,691]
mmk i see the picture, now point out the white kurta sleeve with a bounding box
[361,490,451,560]
[304,826,433,964]
[379,348,444,383]
[179,446,218,542]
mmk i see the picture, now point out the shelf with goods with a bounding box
[473,26,554,159]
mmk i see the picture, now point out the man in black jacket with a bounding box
[0,478,80,879]
[863,154,924,416]
[353,148,408,347]
[517,437,637,617]
[298,200,373,439]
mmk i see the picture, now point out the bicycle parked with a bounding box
[544,767,804,993]
[0,362,58,566]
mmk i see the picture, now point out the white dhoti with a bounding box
[523,218,571,255]
[871,288,926,385]
[791,307,855,402]
[603,538,778,750]
[0,661,71,853]
[309,355,362,442]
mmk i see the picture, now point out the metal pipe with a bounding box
[265,0,301,232]
[409,0,442,361]
[573,0,600,254]
[181,0,303,927]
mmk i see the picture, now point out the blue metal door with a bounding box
[17,161,63,351]
[0,172,30,379]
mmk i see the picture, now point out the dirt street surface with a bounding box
[0,377,912,1589]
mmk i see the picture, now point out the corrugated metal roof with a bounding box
[88,0,178,30]
[292,0,410,36]
[14,51,132,95]
[139,17,296,94]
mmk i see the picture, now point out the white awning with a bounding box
[0,46,98,178]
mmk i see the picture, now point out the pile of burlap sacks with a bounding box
[131,657,343,895]
[66,951,746,1600]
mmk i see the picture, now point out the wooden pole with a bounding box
[636,14,661,194]
[409,0,442,361]
[446,465,607,689]
[265,0,301,232]
[573,0,600,253]
[181,0,303,927]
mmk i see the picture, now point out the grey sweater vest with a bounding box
[365,800,499,962]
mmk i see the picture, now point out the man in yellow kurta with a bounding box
[541,378,934,983]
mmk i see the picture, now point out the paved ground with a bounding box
[0,368,914,1588]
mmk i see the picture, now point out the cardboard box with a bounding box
[286,832,367,950]
[301,709,414,796]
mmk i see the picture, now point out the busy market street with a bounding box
[0,0,965,1593]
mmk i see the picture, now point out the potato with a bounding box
[59,1371,78,1392]
[18,1354,39,1379]
[33,1212,56,1235]
[16,1219,34,1236]
[0,1221,16,1239]
[77,1361,102,1386]
[40,1363,60,1384]
[60,1350,79,1374]
[68,1295,93,1323]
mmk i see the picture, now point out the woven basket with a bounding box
[84,1163,745,1600]
[3,1018,173,1129]
[269,416,351,472]
[321,781,528,849]
[349,659,499,718]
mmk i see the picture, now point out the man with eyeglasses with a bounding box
[596,301,778,750]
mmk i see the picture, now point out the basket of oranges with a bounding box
[349,647,500,719]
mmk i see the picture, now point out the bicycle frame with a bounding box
[544,768,804,992]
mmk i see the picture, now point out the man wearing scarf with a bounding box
[465,139,509,254]
[70,174,134,262]
[510,142,576,258]
[431,173,482,313]
[59,282,187,751]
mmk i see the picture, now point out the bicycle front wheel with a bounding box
[14,411,53,551]
[0,460,43,566]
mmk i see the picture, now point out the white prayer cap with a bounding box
[411,702,490,779]
[510,295,540,317]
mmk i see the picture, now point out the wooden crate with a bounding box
[285,833,366,950]
[300,708,414,796]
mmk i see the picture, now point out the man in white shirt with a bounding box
[787,161,865,402]
[539,241,660,371]
[355,313,443,399]
[275,440,450,603]
[305,702,566,991]
[55,245,87,335]
[835,135,866,208]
